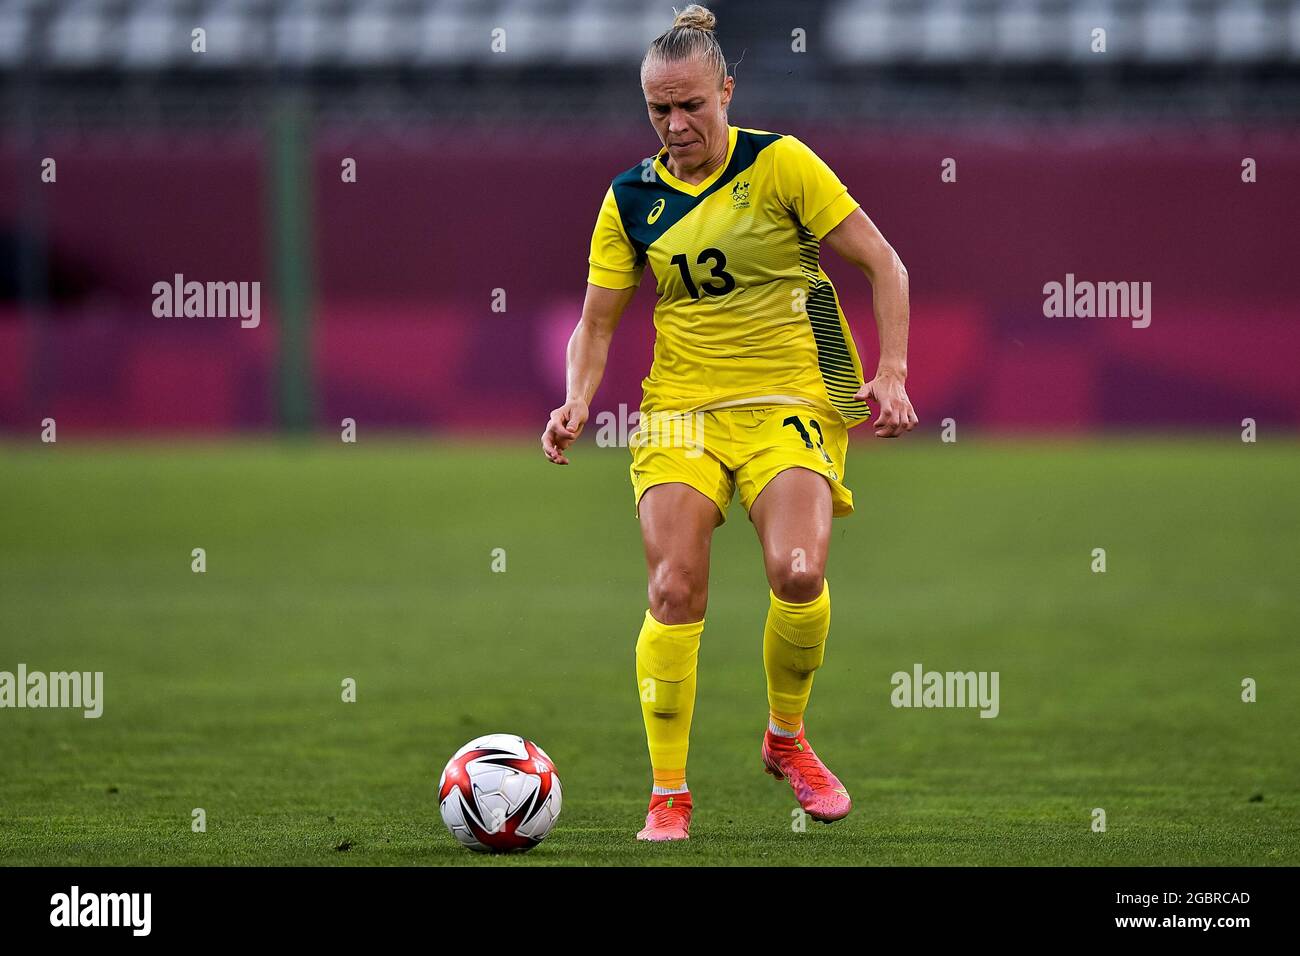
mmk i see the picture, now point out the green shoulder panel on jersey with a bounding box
[608,129,783,264]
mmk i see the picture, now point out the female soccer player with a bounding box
[542,4,916,841]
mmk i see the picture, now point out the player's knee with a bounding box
[647,567,707,623]
[769,567,825,604]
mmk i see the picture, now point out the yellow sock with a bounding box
[635,609,702,790]
[769,708,803,734]
[763,581,830,730]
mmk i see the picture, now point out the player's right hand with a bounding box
[542,399,589,465]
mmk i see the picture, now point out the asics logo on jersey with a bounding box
[647,198,666,224]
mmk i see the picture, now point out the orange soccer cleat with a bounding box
[761,725,852,822]
[635,791,693,842]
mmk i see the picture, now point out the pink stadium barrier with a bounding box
[1,126,1296,434]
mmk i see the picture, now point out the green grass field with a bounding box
[1,437,1297,866]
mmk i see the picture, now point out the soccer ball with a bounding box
[437,733,562,853]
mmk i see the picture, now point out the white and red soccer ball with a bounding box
[437,734,562,853]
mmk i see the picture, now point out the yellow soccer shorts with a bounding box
[629,405,855,523]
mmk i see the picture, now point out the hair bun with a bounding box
[673,4,716,33]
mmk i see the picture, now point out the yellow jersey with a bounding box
[587,125,870,428]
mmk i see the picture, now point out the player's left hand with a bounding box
[855,369,917,438]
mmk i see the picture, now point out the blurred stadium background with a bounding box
[1,0,1298,435]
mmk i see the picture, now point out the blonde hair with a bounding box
[641,4,727,88]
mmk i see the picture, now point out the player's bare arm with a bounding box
[823,208,918,439]
[541,282,636,465]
